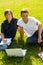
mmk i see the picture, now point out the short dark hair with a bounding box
[21,8,29,15]
[4,9,13,17]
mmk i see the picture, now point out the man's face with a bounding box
[21,13,28,23]
[5,12,12,20]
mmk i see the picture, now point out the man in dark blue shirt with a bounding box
[0,9,18,50]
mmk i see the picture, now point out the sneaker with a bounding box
[38,52,43,60]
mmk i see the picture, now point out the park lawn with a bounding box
[0,0,43,65]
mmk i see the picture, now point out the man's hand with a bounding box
[18,26,24,40]
[37,21,43,43]
[2,39,7,43]
[38,36,43,43]
[0,33,1,38]
[0,33,1,35]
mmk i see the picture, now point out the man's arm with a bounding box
[1,33,7,43]
[1,23,5,40]
[18,26,24,40]
[36,21,43,43]
[1,23,7,43]
[1,33,4,40]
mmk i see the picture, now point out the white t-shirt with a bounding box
[17,17,40,37]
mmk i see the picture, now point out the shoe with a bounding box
[38,52,43,60]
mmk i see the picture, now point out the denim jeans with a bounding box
[0,44,8,50]
[27,30,43,51]
[0,38,11,50]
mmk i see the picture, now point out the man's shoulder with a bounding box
[12,18,18,21]
[18,18,22,22]
[17,18,23,26]
[28,16,35,19]
[28,16,37,22]
[2,20,7,25]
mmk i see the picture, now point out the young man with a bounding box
[17,8,43,58]
[0,9,18,50]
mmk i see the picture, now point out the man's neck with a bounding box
[23,18,28,24]
[8,17,13,23]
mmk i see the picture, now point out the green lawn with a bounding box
[0,0,43,65]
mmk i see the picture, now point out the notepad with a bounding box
[0,38,12,45]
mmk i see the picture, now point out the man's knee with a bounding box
[27,37,31,43]
[3,44,8,49]
[26,37,38,45]
[0,44,8,50]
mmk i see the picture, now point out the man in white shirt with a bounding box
[17,8,43,58]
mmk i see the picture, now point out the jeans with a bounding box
[0,44,8,50]
[0,38,12,50]
[27,30,43,51]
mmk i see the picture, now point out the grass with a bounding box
[0,0,43,65]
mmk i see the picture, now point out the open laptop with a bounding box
[5,48,27,57]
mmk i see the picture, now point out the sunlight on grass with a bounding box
[0,0,43,65]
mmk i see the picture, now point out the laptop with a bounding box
[5,48,27,57]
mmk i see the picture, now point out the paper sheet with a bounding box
[0,38,12,45]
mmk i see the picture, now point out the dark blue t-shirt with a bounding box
[1,18,18,40]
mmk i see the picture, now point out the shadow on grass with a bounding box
[1,51,32,65]
[0,39,32,65]
[0,39,42,65]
